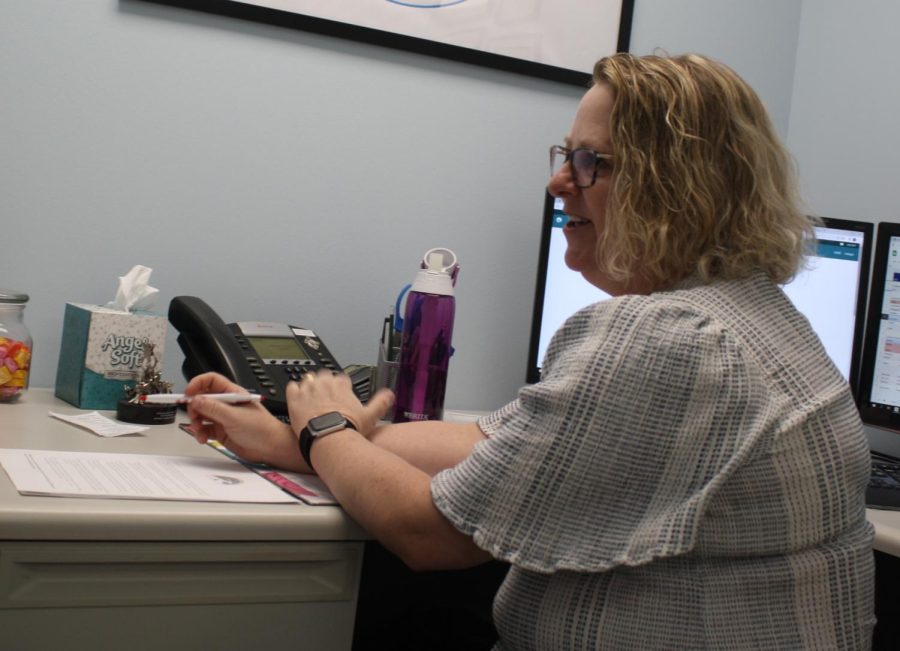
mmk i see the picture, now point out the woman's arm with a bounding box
[185,372,493,570]
[367,420,486,476]
[285,373,492,571]
[311,426,492,571]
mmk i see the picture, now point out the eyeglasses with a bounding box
[549,145,614,188]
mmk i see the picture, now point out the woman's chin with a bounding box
[564,249,594,274]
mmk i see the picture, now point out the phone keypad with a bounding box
[283,366,305,382]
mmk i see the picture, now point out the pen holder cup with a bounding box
[373,341,399,394]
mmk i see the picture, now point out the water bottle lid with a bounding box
[394,250,457,332]
[411,257,454,296]
[420,248,459,286]
[0,290,29,304]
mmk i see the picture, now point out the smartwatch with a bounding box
[299,411,356,471]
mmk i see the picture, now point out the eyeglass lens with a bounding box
[550,147,600,188]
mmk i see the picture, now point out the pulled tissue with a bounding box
[107,265,159,313]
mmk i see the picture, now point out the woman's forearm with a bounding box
[367,420,486,476]
[311,428,492,571]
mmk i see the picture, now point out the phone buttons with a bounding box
[281,366,302,381]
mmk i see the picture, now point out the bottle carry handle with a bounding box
[421,247,460,285]
[393,284,412,333]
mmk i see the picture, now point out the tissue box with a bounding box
[55,303,167,409]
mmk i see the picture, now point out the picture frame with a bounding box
[141,0,634,86]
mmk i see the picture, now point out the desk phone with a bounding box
[168,296,344,418]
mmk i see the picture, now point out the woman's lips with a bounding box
[564,215,590,229]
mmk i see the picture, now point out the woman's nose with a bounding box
[547,162,576,198]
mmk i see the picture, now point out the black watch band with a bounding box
[299,412,357,471]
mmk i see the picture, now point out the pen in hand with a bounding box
[139,393,264,405]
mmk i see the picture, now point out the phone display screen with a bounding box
[247,336,310,362]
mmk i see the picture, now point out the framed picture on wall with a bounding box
[142,0,634,86]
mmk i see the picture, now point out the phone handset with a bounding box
[168,296,260,390]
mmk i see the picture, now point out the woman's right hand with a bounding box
[183,372,304,471]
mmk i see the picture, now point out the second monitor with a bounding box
[857,222,900,428]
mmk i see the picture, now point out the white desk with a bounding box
[865,424,900,557]
[0,389,368,651]
[868,508,900,557]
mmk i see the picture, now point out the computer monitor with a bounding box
[781,216,872,397]
[525,194,611,384]
[526,192,873,398]
[857,222,900,429]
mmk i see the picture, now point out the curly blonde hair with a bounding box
[592,53,814,286]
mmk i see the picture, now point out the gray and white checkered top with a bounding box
[432,272,875,650]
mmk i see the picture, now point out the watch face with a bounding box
[309,411,346,436]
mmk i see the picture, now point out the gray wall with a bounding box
[787,0,900,222]
[0,0,828,411]
[630,0,802,139]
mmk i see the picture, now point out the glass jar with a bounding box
[0,290,32,402]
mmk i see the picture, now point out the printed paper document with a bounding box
[0,448,297,503]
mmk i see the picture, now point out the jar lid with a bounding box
[0,290,29,304]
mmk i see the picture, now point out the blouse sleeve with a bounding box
[431,294,771,573]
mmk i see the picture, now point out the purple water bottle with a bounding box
[392,250,457,423]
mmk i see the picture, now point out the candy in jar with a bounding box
[0,290,32,402]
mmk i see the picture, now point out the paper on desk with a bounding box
[205,438,337,505]
[0,449,297,503]
[49,410,149,437]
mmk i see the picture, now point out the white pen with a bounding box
[139,393,264,405]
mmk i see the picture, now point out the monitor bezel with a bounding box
[857,221,900,427]
[813,216,873,399]
[525,205,873,395]
[525,191,558,384]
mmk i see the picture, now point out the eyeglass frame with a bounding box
[549,145,614,189]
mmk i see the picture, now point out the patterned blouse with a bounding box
[432,272,875,650]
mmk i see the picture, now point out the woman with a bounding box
[185,53,875,649]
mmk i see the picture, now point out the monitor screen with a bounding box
[857,223,900,428]
[525,194,610,384]
[526,192,872,398]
